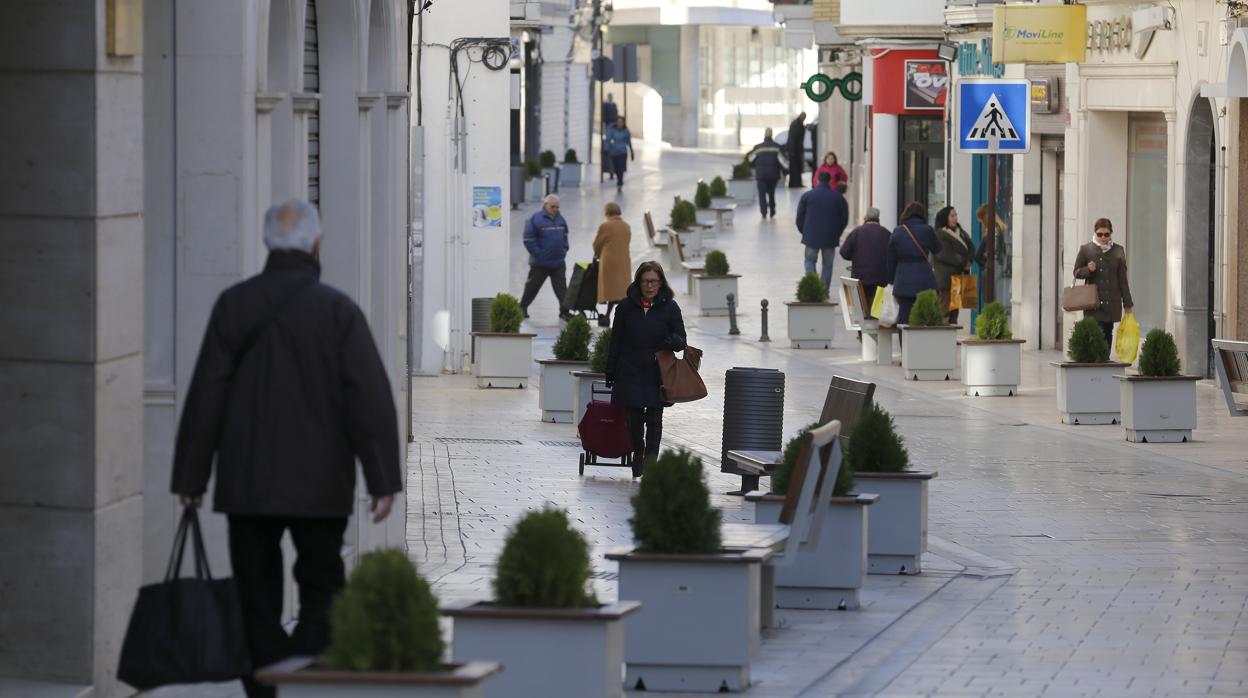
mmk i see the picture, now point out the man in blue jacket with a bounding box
[795,171,849,288]
[746,128,789,218]
[520,194,572,320]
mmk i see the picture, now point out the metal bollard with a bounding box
[727,293,741,335]
[759,299,770,342]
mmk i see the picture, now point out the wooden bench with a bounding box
[1212,339,1248,416]
[669,232,703,295]
[839,276,897,365]
[643,211,670,255]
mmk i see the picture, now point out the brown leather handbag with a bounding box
[1062,282,1100,312]
[656,345,708,403]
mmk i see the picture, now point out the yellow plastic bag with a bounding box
[870,285,887,319]
[1116,313,1140,364]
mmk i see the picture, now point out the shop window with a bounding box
[1127,113,1168,333]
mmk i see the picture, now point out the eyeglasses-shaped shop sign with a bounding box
[955,79,1032,154]
[799,72,863,103]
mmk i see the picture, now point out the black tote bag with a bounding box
[118,507,250,689]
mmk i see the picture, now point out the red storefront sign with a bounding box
[871,49,948,115]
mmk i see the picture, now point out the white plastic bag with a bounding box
[878,286,900,327]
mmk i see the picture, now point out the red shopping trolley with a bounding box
[577,381,642,478]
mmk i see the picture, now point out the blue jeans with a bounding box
[804,245,837,289]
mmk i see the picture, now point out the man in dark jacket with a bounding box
[519,194,572,320]
[787,112,807,187]
[602,95,619,179]
[840,207,892,316]
[746,128,789,218]
[171,199,402,698]
[795,171,849,288]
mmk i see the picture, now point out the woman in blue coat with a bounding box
[606,261,686,471]
[886,202,942,325]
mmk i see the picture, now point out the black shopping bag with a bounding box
[564,261,600,312]
[118,507,250,689]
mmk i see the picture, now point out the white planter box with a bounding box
[444,602,641,698]
[752,494,875,610]
[695,208,717,227]
[785,303,837,349]
[710,198,735,226]
[524,177,545,202]
[560,162,582,187]
[541,167,559,192]
[606,548,768,693]
[471,332,535,389]
[853,471,935,575]
[537,360,590,423]
[571,370,606,427]
[676,227,702,257]
[1118,375,1199,443]
[693,275,739,317]
[1054,362,1130,424]
[728,178,756,202]
[900,325,959,380]
[960,339,1025,397]
[257,657,500,698]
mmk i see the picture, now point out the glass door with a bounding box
[897,116,946,222]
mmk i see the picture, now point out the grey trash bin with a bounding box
[721,367,785,492]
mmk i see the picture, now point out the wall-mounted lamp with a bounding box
[936,40,958,62]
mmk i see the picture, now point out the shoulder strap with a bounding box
[901,224,932,268]
[235,275,318,365]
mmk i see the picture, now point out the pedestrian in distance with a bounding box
[1073,217,1134,347]
[840,206,892,317]
[605,117,635,193]
[787,111,807,187]
[606,261,687,472]
[795,171,849,289]
[602,94,620,180]
[746,127,788,219]
[886,201,942,326]
[171,199,402,698]
[932,206,976,324]
[520,194,572,321]
[592,201,633,327]
[814,151,848,189]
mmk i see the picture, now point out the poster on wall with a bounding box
[904,60,949,111]
[472,186,503,228]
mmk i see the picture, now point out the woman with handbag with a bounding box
[886,202,943,325]
[606,261,687,471]
[592,202,632,327]
[932,206,975,324]
[1072,217,1133,347]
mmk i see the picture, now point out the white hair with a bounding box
[543,194,560,206]
[263,199,322,253]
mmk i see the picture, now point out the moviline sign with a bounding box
[992,4,1087,64]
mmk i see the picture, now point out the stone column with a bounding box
[0,1,144,695]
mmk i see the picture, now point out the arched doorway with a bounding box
[1183,97,1217,377]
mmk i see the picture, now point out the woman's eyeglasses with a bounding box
[1095,232,1112,239]
[640,279,661,286]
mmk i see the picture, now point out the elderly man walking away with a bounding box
[795,171,849,288]
[520,194,573,321]
[746,127,788,219]
[840,207,892,317]
[171,199,402,698]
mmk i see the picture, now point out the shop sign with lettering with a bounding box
[992,4,1088,64]
[958,39,1004,78]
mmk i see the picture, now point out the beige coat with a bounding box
[592,217,632,303]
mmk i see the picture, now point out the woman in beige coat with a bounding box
[592,202,633,326]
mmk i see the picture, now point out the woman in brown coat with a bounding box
[1072,217,1134,347]
[592,202,633,326]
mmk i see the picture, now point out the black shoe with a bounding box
[522,308,530,319]
[559,311,573,321]
[769,209,776,218]
[597,314,610,327]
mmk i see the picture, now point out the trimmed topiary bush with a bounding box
[1139,328,1181,377]
[323,550,444,672]
[710,176,728,198]
[1067,316,1110,363]
[796,272,829,303]
[539,150,557,168]
[553,315,592,361]
[630,449,722,554]
[494,507,597,609]
[524,160,542,179]
[670,199,697,231]
[731,159,753,180]
[694,181,712,209]
[589,328,612,374]
[975,301,1012,340]
[489,293,524,333]
[563,148,579,164]
[845,403,910,474]
[704,250,729,277]
[908,289,944,327]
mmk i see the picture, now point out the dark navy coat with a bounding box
[746,137,788,181]
[523,208,570,269]
[840,222,892,287]
[795,183,849,249]
[886,218,942,298]
[607,283,687,408]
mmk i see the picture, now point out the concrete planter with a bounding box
[1053,362,1130,424]
[728,178,756,203]
[900,325,960,380]
[524,177,544,202]
[675,227,702,257]
[560,162,582,187]
[854,471,936,575]
[471,332,536,389]
[785,302,837,349]
[606,548,768,693]
[1117,375,1200,443]
[710,197,735,225]
[695,208,717,227]
[541,167,559,192]
[693,275,739,316]
[443,601,641,698]
[571,370,606,427]
[960,339,1025,396]
[537,359,590,423]
[256,657,500,698]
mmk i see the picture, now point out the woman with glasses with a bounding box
[606,261,686,473]
[1073,217,1134,347]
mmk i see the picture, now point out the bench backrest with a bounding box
[778,420,841,563]
[1212,339,1248,416]
[670,232,687,263]
[819,375,876,449]
[644,211,656,242]
[839,276,867,331]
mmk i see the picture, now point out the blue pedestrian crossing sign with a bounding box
[956,79,1031,154]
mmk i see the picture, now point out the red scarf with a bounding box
[641,298,653,309]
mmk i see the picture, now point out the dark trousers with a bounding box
[611,154,628,187]
[626,406,664,460]
[896,295,915,326]
[756,177,778,216]
[788,160,803,188]
[229,515,349,698]
[519,264,567,315]
[1098,320,1114,348]
[861,283,881,318]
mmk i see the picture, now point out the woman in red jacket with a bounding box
[813,152,848,189]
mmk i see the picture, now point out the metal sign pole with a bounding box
[985,152,997,304]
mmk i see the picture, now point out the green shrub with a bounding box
[323,550,444,672]
[731,159,753,180]
[908,289,944,327]
[563,148,579,164]
[630,449,722,554]
[494,508,597,609]
[539,150,557,168]
[553,315,591,361]
[489,293,524,333]
[710,176,728,198]
[772,423,818,495]
[589,328,612,374]
[975,301,1012,340]
[796,272,829,303]
[694,181,712,209]
[1067,317,1109,363]
[524,160,542,179]
[845,404,910,474]
[704,250,729,277]
[1139,328,1181,377]
[670,199,697,231]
